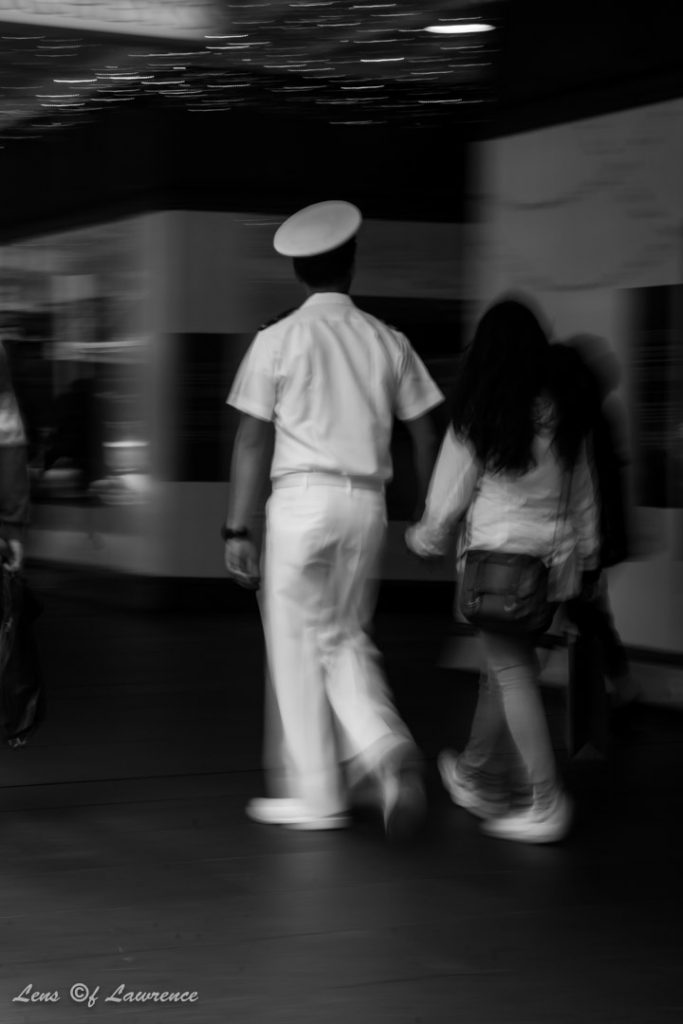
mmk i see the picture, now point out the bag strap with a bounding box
[462,462,483,553]
[549,462,574,568]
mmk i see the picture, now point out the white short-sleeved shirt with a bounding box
[227,292,444,483]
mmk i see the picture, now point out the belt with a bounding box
[272,472,384,493]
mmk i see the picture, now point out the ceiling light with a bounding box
[425,23,494,35]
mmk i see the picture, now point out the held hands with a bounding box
[224,537,261,591]
[404,523,444,563]
[404,524,421,556]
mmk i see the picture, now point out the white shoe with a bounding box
[245,798,350,830]
[438,750,509,820]
[481,790,573,844]
[378,762,426,840]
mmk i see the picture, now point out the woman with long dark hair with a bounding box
[406,297,599,843]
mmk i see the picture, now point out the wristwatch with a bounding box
[220,525,250,542]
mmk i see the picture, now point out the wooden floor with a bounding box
[1,566,682,1023]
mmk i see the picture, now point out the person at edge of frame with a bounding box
[0,341,44,748]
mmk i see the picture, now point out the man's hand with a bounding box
[404,523,444,562]
[224,537,260,590]
[222,412,273,589]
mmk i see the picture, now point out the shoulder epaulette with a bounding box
[258,307,297,331]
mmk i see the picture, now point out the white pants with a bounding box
[260,476,414,816]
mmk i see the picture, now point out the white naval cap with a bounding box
[273,200,362,257]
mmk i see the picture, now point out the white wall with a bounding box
[468,99,683,654]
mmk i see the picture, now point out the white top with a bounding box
[406,421,599,600]
[227,292,444,483]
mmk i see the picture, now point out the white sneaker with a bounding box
[245,798,350,830]
[438,750,509,820]
[481,790,573,844]
[378,763,426,840]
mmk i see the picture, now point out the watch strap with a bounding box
[221,525,250,542]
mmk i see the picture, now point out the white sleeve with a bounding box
[394,338,444,422]
[226,331,278,422]
[405,426,479,557]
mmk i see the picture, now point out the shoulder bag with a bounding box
[459,473,570,635]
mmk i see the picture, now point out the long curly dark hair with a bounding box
[451,297,552,474]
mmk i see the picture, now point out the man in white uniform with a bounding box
[223,200,444,834]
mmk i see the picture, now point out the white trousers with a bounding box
[259,477,413,816]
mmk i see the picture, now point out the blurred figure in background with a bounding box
[551,336,639,717]
[43,376,106,495]
[223,200,443,836]
[406,297,599,844]
[0,342,29,573]
[0,342,43,747]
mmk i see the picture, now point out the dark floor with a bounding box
[0,565,681,1023]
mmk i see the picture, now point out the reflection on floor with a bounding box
[0,566,681,1022]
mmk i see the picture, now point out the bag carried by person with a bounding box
[459,472,571,635]
[460,550,556,634]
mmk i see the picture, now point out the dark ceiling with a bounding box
[498,0,683,134]
[0,1,503,136]
[0,0,681,234]
[1,1,680,136]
